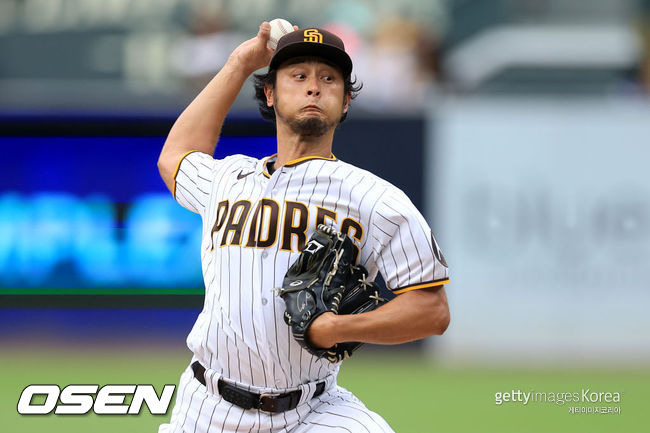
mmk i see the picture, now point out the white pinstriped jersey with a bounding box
[173,150,449,392]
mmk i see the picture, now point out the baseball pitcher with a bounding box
[157,22,450,433]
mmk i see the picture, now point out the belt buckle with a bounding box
[258,392,281,414]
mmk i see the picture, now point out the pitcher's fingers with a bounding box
[258,22,271,40]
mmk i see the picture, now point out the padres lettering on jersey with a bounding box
[173,151,449,390]
[210,198,363,261]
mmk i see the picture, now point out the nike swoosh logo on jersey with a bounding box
[237,170,254,180]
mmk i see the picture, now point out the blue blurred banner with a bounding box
[0,135,276,290]
[1,136,275,200]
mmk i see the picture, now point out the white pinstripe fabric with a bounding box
[163,151,448,431]
[158,363,393,433]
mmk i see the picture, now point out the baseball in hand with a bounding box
[268,18,294,50]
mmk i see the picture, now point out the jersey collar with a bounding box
[260,153,338,178]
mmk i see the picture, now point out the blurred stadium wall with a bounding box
[426,98,650,366]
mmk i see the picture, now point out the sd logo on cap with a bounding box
[303,29,323,43]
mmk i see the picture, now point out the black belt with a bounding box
[191,361,325,413]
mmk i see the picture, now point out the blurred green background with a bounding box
[2,346,647,433]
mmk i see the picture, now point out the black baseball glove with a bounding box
[277,224,387,363]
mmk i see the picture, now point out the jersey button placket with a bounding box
[261,170,279,313]
[261,170,279,263]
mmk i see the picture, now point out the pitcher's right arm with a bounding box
[157,22,274,193]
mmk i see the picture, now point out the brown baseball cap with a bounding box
[269,28,353,76]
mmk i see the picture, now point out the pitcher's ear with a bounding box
[265,84,274,107]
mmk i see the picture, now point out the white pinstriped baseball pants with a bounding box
[158,363,394,433]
